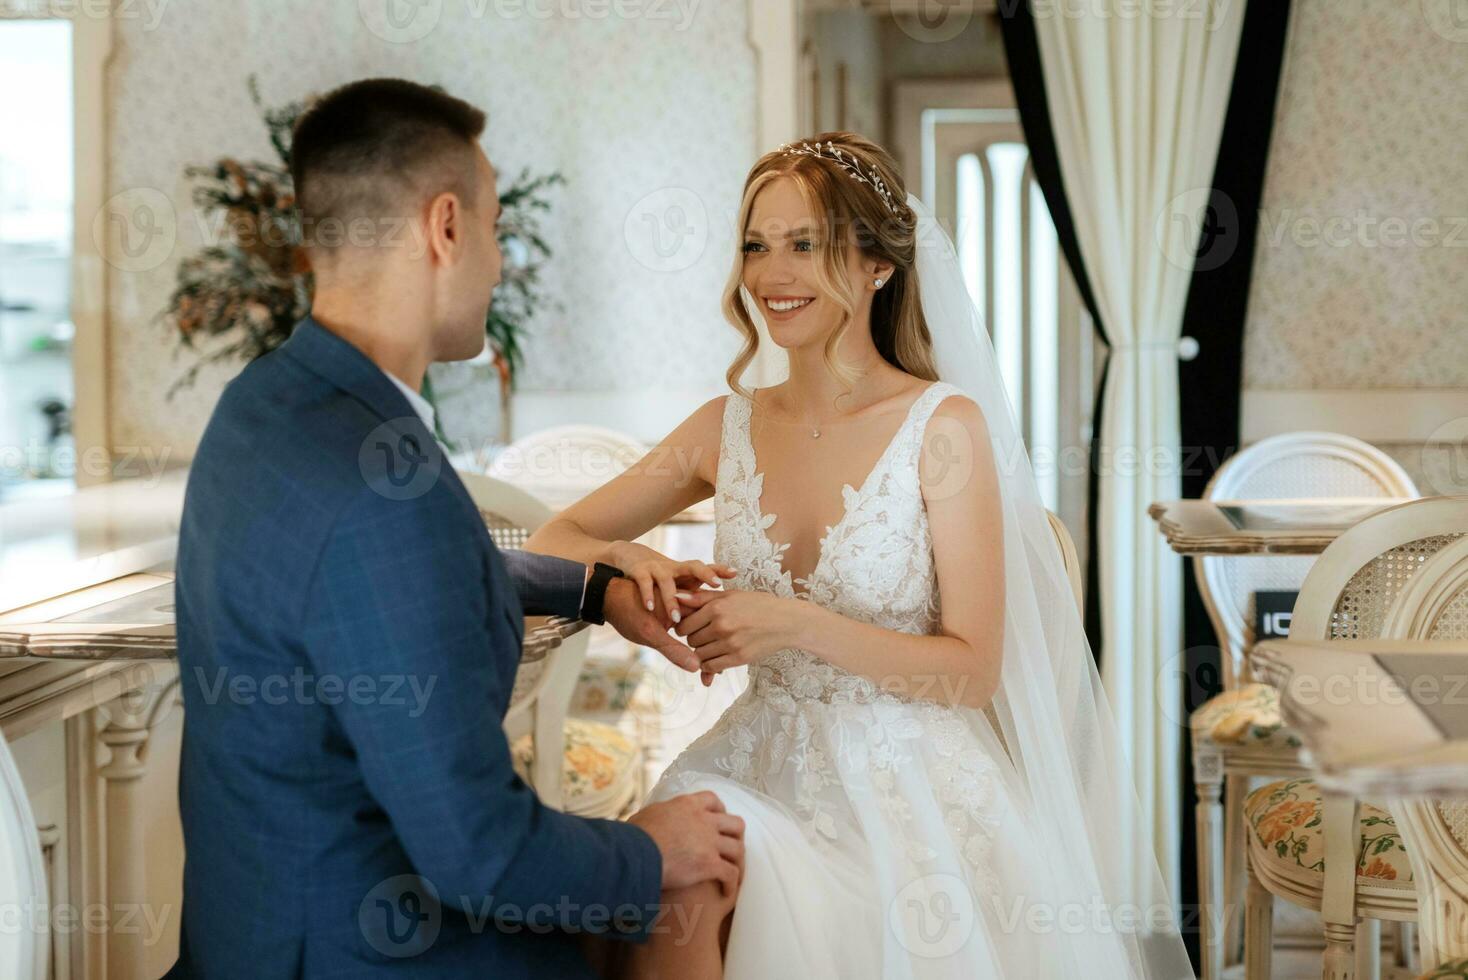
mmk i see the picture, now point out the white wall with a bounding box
[1241,0,1468,489]
[106,0,757,454]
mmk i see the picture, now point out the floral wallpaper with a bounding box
[105,0,754,457]
[1243,0,1468,390]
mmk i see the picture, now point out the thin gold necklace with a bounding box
[789,391,831,439]
[790,384,898,439]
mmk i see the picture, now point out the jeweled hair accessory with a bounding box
[778,140,903,216]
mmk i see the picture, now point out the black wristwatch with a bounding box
[578,562,625,625]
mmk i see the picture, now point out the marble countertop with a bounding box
[0,472,187,614]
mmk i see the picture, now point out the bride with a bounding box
[526,133,1193,979]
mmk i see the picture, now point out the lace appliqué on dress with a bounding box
[660,383,1001,876]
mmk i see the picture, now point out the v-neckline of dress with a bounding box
[742,382,941,600]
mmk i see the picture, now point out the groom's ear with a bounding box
[423,191,463,266]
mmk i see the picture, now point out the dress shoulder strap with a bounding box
[718,390,755,468]
[891,381,968,480]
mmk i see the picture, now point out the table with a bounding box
[0,470,187,614]
[0,571,586,665]
[1250,637,1468,796]
[1148,497,1416,556]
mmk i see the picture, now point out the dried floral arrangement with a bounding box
[164,77,563,443]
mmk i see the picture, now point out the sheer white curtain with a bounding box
[1030,0,1246,897]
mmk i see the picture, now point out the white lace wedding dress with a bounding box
[646,383,1152,979]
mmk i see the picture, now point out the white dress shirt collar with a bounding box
[383,370,437,435]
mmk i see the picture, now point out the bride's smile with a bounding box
[760,295,815,319]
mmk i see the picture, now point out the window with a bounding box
[897,82,1100,561]
[0,19,75,500]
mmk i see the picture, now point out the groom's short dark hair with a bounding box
[290,78,487,251]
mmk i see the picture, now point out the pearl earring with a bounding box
[874,278,885,288]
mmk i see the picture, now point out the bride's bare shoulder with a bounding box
[921,388,995,483]
[653,395,731,479]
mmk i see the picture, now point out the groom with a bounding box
[169,79,743,978]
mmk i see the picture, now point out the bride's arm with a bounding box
[523,395,735,608]
[676,396,1006,709]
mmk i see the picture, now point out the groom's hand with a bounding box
[603,577,701,672]
[629,791,745,896]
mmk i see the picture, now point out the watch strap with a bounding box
[579,561,625,625]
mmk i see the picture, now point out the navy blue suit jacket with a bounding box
[169,317,661,978]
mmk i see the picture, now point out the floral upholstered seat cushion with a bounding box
[1244,777,1413,885]
[510,717,638,806]
[574,655,655,715]
[1419,958,1468,979]
[1190,682,1303,751]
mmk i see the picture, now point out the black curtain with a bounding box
[1175,0,1295,969]
[997,1,1295,969]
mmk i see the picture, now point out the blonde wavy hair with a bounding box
[723,132,938,400]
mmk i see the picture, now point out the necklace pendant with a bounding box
[811,427,821,439]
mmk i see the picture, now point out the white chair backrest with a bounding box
[457,472,556,549]
[487,425,651,513]
[1196,432,1417,686]
[484,425,670,564]
[1379,532,1468,967]
[1292,496,1468,643]
[0,732,47,980]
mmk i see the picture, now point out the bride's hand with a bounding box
[673,588,803,678]
[606,541,736,626]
